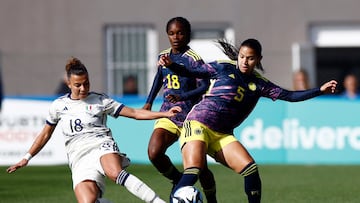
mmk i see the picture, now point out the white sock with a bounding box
[116,170,165,203]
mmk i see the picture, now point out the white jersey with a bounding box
[46,92,124,167]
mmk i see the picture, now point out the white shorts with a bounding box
[71,140,130,195]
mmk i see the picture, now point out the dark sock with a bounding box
[162,164,182,184]
[171,167,200,195]
[199,167,217,203]
[240,162,262,203]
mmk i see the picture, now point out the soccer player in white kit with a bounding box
[6,57,181,203]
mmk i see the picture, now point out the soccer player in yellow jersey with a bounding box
[160,39,337,203]
[143,17,217,203]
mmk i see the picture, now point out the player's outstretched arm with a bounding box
[320,80,338,94]
[6,124,55,173]
[274,78,338,102]
[119,106,181,120]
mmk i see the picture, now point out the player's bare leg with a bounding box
[149,129,217,202]
[148,128,181,186]
[171,140,207,196]
[74,180,99,203]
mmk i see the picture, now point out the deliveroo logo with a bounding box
[240,118,360,150]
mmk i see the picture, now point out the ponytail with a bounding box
[217,39,239,61]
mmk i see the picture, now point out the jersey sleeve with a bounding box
[102,94,124,117]
[176,57,210,100]
[179,78,210,100]
[46,99,62,125]
[167,62,216,78]
[276,88,323,101]
[145,66,163,104]
[260,79,322,101]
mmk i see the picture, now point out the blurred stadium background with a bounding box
[2,0,360,96]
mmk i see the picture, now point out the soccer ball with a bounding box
[171,186,203,203]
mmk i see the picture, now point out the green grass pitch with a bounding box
[1,164,359,202]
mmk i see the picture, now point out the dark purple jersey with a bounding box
[145,46,210,127]
[167,60,322,134]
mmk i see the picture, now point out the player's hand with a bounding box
[320,80,338,94]
[167,106,182,117]
[6,159,29,173]
[166,94,181,103]
[142,103,152,110]
[158,54,173,67]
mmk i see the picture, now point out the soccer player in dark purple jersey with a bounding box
[143,17,217,203]
[159,38,338,203]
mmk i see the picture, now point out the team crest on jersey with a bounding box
[194,127,203,135]
[248,82,257,91]
[228,74,235,79]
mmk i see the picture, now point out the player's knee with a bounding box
[107,171,120,182]
[147,146,164,161]
[105,166,124,181]
[147,137,168,161]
